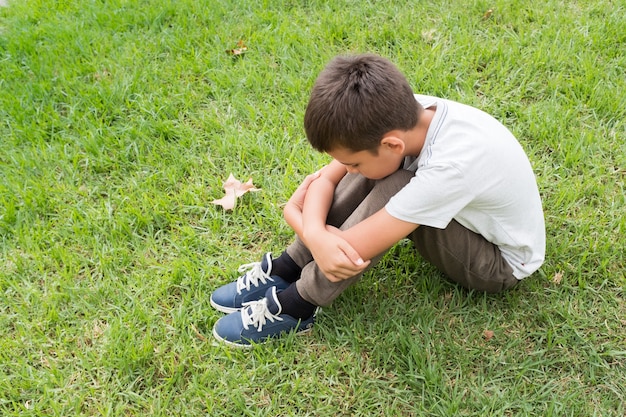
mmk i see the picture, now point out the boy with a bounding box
[211,54,545,347]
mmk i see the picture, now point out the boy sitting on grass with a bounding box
[211,53,546,347]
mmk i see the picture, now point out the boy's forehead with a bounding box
[329,147,376,163]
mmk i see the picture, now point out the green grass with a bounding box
[1,0,625,415]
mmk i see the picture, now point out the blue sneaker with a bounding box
[213,287,316,347]
[210,253,290,313]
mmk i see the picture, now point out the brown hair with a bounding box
[304,54,420,153]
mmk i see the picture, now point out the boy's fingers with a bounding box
[334,260,370,280]
[359,259,371,269]
[304,171,321,184]
[296,171,321,194]
[335,243,370,280]
[339,241,368,267]
[325,274,341,283]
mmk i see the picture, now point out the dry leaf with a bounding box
[212,173,260,210]
[226,40,248,57]
[93,69,111,81]
[421,29,437,43]
[552,271,564,285]
[483,330,495,341]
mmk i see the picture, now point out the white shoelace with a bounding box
[235,258,273,294]
[241,298,283,332]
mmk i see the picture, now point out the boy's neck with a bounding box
[402,107,436,157]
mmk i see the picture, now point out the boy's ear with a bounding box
[380,135,406,154]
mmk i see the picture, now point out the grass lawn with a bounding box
[1,0,625,415]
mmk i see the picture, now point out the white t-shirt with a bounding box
[386,95,545,279]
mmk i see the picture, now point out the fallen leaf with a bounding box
[421,29,437,43]
[552,271,563,285]
[483,330,495,341]
[226,40,248,57]
[212,173,260,210]
[93,69,111,81]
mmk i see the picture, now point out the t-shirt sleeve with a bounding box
[385,163,474,229]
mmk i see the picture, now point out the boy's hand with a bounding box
[307,228,371,282]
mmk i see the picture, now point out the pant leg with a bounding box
[410,219,518,293]
[295,169,415,307]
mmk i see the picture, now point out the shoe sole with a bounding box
[209,296,240,314]
[212,324,315,349]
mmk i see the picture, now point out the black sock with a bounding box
[277,283,317,319]
[271,252,302,283]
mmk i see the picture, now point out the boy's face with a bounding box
[328,144,404,180]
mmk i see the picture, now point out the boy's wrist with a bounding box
[302,224,327,245]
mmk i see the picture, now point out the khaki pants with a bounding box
[288,170,518,307]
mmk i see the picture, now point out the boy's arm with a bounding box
[283,171,321,236]
[333,208,419,263]
[315,207,418,282]
[300,160,376,280]
[284,160,371,281]
[284,161,417,282]
[301,160,348,236]
[283,160,347,240]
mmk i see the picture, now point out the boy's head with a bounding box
[304,54,420,154]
